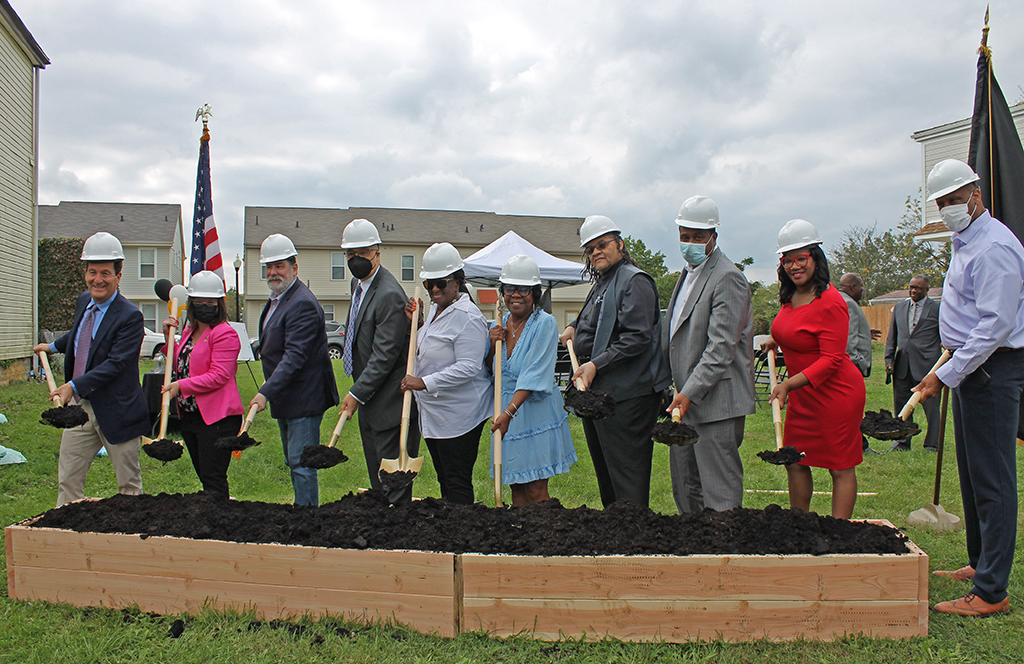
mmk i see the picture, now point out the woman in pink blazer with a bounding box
[162,271,244,497]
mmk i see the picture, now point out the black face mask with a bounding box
[348,255,374,280]
[193,303,219,324]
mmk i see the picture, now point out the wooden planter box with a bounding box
[6,518,927,642]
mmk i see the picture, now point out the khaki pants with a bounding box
[56,399,143,507]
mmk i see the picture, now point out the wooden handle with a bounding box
[155,297,180,440]
[399,286,421,465]
[768,349,784,451]
[239,404,259,435]
[38,351,62,407]
[327,409,350,448]
[493,302,504,507]
[898,349,952,420]
[671,407,681,423]
[566,339,586,392]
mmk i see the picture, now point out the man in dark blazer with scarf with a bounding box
[884,275,942,451]
[35,232,149,507]
[250,233,339,506]
[338,219,420,504]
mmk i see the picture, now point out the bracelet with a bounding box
[507,402,519,414]
[503,408,515,419]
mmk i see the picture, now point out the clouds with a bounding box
[17,0,1024,285]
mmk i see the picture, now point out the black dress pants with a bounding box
[425,419,486,505]
[179,410,242,498]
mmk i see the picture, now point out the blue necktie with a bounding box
[343,285,362,376]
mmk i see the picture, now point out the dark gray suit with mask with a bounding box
[884,296,942,449]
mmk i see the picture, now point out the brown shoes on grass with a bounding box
[933,565,975,581]
[932,592,1009,617]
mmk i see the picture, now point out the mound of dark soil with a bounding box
[379,470,416,493]
[213,431,261,451]
[299,445,349,469]
[651,421,699,446]
[40,405,89,429]
[861,409,921,441]
[29,491,910,556]
[757,446,806,465]
[141,439,183,462]
[562,384,616,419]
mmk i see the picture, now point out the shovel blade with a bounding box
[907,503,963,531]
[379,455,424,475]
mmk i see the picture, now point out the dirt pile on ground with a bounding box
[30,491,910,556]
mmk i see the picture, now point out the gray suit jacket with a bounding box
[840,291,872,377]
[662,249,755,424]
[884,297,941,380]
[346,266,411,431]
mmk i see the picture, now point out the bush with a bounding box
[39,237,85,336]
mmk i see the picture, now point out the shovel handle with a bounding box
[37,351,63,407]
[566,339,586,392]
[899,349,952,420]
[328,409,350,449]
[239,403,259,435]
[155,296,181,441]
[493,301,504,507]
[399,286,421,466]
[671,407,681,423]
[767,349,784,450]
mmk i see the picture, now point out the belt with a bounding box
[992,347,1022,353]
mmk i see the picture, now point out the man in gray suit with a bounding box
[339,219,420,503]
[663,196,755,513]
[885,275,942,451]
[837,273,873,378]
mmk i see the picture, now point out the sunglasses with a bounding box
[584,238,617,257]
[779,254,812,269]
[423,278,452,291]
[501,284,533,296]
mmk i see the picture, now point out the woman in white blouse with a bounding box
[401,243,492,504]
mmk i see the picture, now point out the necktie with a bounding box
[343,284,363,376]
[73,304,97,381]
[909,302,918,334]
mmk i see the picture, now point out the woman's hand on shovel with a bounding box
[403,297,423,324]
[161,382,181,399]
[768,383,790,408]
[400,375,426,392]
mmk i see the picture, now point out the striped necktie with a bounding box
[343,284,363,376]
[73,304,97,381]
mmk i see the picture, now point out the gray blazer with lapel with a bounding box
[884,297,941,380]
[662,249,755,425]
[346,266,411,431]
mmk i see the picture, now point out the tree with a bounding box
[828,192,950,301]
[225,287,243,322]
[622,236,667,278]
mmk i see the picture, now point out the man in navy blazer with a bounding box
[34,232,149,507]
[250,234,339,506]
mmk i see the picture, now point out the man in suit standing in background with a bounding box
[34,232,150,507]
[338,219,420,504]
[250,233,339,506]
[663,196,755,513]
[885,275,942,451]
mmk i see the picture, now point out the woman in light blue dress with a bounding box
[488,255,577,505]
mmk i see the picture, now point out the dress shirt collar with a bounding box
[952,210,992,250]
[269,276,298,302]
[357,265,380,290]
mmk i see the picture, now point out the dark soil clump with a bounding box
[30,491,911,556]
[379,470,417,493]
[142,439,183,462]
[40,405,89,429]
[299,445,349,469]
[757,446,806,465]
[563,384,616,419]
[651,421,699,446]
[214,431,261,451]
[861,409,921,441]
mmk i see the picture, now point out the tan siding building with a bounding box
[0,1,47,378]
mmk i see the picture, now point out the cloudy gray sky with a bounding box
[17,0,1024,284]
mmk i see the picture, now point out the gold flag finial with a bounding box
[195,104,213,141]
[978,5,991,57]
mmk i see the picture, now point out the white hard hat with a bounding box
[579,215,621,246]
[81,232,125,261]
[259,233,298,264]
[499,254,541,286]
[341,218,382,249]
[776,219,822,254]
[420,242,464,279]
[187,270,225,298]
[926,159,980,202]
[675,195,720,230]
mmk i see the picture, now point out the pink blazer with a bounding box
[174,321,244,425]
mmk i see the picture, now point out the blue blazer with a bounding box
[54,291,150,445]
[257,280,339,419]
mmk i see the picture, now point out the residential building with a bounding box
[38,201,186,333]
[0,0,47,382]
[242,207,592,341]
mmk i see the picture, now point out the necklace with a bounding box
[508,315,527,339]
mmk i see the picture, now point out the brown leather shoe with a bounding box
[933,565,976,581]
[933,593,1009,616]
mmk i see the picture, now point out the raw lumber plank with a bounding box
[462,597,927,642]
[5,524,14,598]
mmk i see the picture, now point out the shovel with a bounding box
[492,301,504,507]
[37,351,89,428]
[897,349,952,421]
[651,407,699,446]
[907,384,963,531]
[562,339,616,419]
[214,404,263,452]
[379,286,424,490]
[299,409,350,469]
[141,292,186,462]
[757,348,805,465]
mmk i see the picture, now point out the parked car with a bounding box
[249,321,345,360]
[140,327,167,359]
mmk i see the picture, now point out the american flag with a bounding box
[190,123,225,284]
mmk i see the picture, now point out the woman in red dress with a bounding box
[763,220,864,519]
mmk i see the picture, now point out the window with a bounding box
[139,249,156,279]
[141,303,157,333]
[401,255,414,281]
[565,311,579,328]
[322,304,335,322]
[331,253,346,280]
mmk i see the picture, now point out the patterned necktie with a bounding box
[73,304,97,381]
[909,302,918,334]
[343,284,363,376]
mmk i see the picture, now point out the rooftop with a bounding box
[39,201,182,245]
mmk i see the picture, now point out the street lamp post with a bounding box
[233,254,242,322]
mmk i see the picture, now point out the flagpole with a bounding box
[979,6,993,199]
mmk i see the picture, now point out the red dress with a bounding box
[771,285,865,469]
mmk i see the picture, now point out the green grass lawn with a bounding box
[1,344,1023,663]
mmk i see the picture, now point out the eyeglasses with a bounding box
[584,238,617,257]
[908,286,928,292]
[345,247,377,259]
[501,284,533,296]
[779,254,812,269]
[423,278,452,291]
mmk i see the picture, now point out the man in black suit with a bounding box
[250,233,339,506]
[339,219,420,503]
[34,232,150,506]
[884,275,942,451]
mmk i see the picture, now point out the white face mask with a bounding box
[940,194,976,233]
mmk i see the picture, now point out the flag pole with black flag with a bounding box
[190,104,225,289]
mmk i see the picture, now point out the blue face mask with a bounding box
[679,238,711,266]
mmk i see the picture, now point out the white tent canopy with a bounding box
[462,231,586,287]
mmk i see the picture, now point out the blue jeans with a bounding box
[278,414,323,506]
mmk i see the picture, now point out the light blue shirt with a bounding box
[49,295,118,395]
[936,211,1024,388]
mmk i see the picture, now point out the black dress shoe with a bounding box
[889,441,912,452]
[924,445,939,452]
